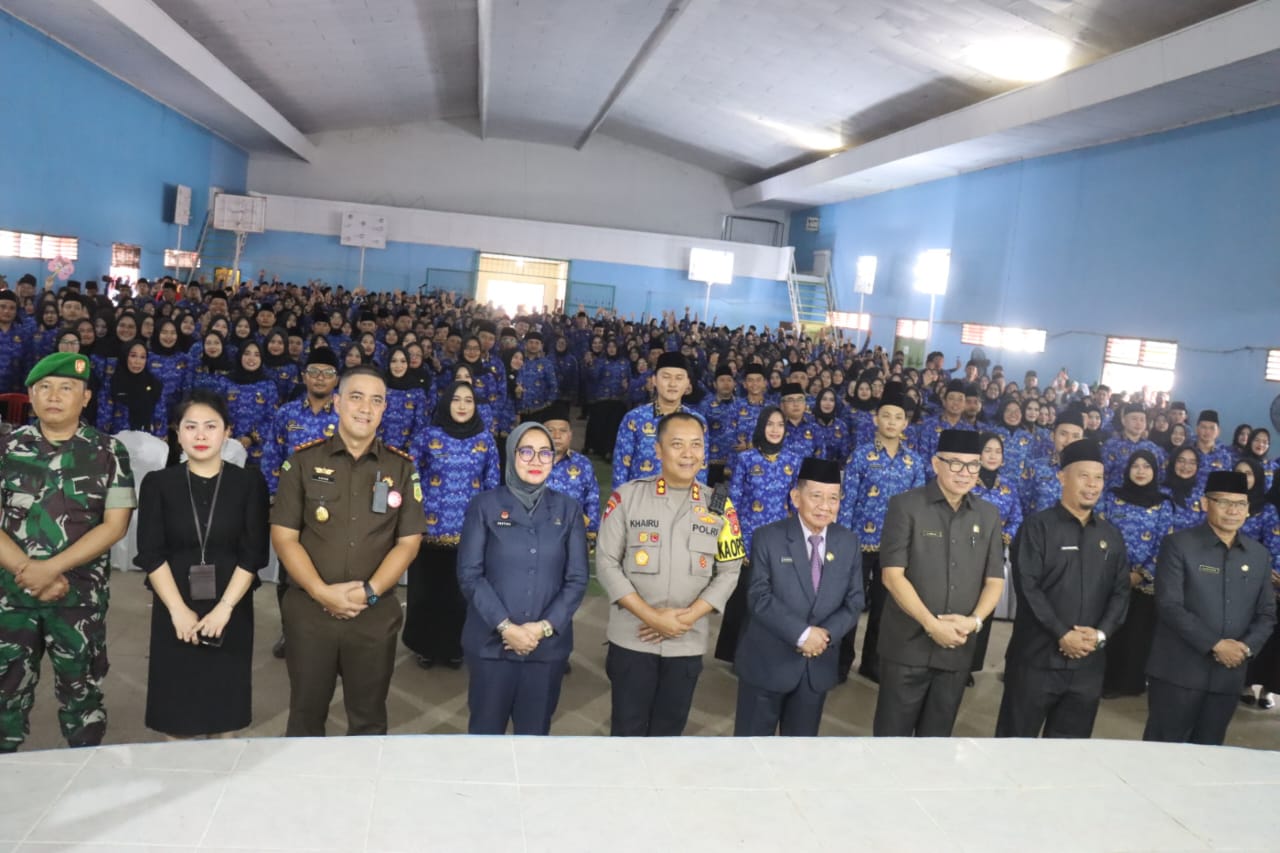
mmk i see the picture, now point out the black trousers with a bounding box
[734,676,827,737]
[605,643,702,736]
[466,657,566,735]
[713,559,751,663]
[994,663,1104,738]
[1143,677,1239,746]
[838,551,881,679]
[1103,590,1156,696]
[969,618,994,674]
[402,544,464,662]
[1245,606,1280,693]
[873,660,968,737]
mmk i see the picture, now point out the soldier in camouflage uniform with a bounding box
[0,352,135,752]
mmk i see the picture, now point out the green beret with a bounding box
[25,352,91,387]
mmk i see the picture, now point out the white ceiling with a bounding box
[3,0,1277,209]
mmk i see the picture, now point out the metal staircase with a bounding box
[786,256,836,336]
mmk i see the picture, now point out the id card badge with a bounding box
[372,480,389,514]
[189,563,218,601]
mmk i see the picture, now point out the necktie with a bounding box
[808,534,822,592]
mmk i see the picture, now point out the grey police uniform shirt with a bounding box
[877,479,1005,671]
[596,476,744,657]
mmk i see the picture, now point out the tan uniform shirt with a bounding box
[270,435,426,584]
[596,477,744,656]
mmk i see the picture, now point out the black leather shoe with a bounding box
[445,657,464,670]
[416,655,435,670]
[272,635,287,659]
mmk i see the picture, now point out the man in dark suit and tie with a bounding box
[733,458,864,736]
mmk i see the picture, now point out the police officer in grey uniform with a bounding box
[1143,470,1277,745]
[270,366,425,737]
[597,412,745,736]
[874,429,1005,737]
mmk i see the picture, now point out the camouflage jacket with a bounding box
[0,424,136,608]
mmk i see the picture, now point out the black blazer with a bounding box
[734,516,864,694]
[1146,525,1276,694]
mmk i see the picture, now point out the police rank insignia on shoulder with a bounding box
[295,437,326,452]
[604,491,622,518]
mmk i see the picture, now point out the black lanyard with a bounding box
[186,464,224,566]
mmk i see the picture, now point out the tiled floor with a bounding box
[11,565,1280,749]
[1,736,1278,852]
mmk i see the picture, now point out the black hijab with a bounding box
[1237,459,1268,516]
[978,432,1002,489]
[502,349,522,399]
[848,379,876,412]
[432,380,485,439]
[148,319,181,357]
[1164,448,1199,508]
[110,341,162,430]
[814,388,839,426]
[752,406,784,456]
[199,332,234,375]
[262,328,293,368]
[384,346,417,391]
[1112,450,1167,508]
[230,342,267,385]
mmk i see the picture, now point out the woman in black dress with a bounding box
[134,388,269,738]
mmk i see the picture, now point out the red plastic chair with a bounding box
[0,393,31,425]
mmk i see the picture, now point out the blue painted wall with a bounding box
[241,230,792,329]
[0,12,248,285]
[790,106,1280,431]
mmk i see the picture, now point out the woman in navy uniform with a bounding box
[193,331,234,392]
[994,398,1035,477]
[551,335,579,407]
[585,338,630,457]
[148,319,194,422]
[457,422,589,734]
[98,340,166,437]
[1164,446,1205,531]
[379,346,429,453]
[715,407,801,662]
[1095,450,1175,697]
[222,341,279,466]
[812,388,851,463]
[405,380,501,669]
[968,432,1023,677]
[262,329,300,402]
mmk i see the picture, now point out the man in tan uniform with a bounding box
[271,366,424,736]
[597,412,744,736]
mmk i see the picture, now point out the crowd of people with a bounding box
[0,270,1276,750]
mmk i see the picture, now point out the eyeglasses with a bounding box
[1206,496,1248,511]
[515,447,555,464]
[936,456,982,474]
[305,368,337,378]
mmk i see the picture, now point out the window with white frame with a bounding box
[1101,336,1177,394]
[0,229,78,260]
[110,243,142,283]
[1266,349,1280,382]
[827,311,871,332]
[961,323,1047,353]
[896,318,930,340]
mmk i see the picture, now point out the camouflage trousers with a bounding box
[0,602,109,751]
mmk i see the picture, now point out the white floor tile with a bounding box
[791,788,952,851]
[520,786,673,853]
[25,765,225,846]
[911,786,1209,853]
[513,736,651,788]
[201,773,375,850]
[0,763,81,841]
[654,787,818,852]
[234,736,382,778]
[1137,783,1280,850]
[366,778,524,853]
[751,736,884,790]
[87,739,246,773]
[639,736,780,789]
[863,737,1019,789]
[378,734,516,784]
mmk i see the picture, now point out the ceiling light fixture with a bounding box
[966,36,1072,83]
[749,116,844,152]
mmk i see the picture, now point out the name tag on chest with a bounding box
[1198,564,1221,575]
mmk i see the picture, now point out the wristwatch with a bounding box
[363,581,378,606]
[972,616,983,634]
[1095,629,1107,649]
[496,618,514,635]
[540,620,554,638]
